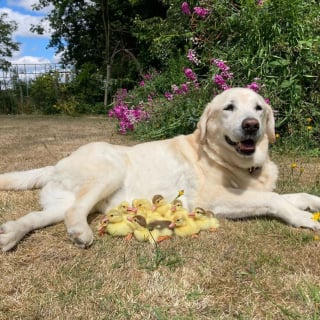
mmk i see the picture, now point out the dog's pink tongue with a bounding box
[239,140,255,152]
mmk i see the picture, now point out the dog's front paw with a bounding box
[67,224,94,249]
[289,210,320,230]
[0,221,28,252]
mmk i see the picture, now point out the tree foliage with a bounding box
[32,0,166,76]
[0,13,20,70]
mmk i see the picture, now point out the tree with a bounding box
[32,0,166,72]
[31,0,167,106]
[0,13,20,70]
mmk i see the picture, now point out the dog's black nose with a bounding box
[242,118,259,134]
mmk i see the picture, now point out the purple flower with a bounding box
[180,83,189,93]
[184,68,197,81]
[212,59,230,72]
[187,49,200,65]
[165,92,174,100]
[213,74,226,87]
[213,75,231,91]
[139,80,145,87]
[247,82,260,92]
[181,2,191,15]
[193,7,210,18]
[172,84,181,94]
[109,88,149,134]
[220,70,233,80]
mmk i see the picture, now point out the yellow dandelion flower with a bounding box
[306,126,313,131]
[173,189,185,201]
[312,212,320,221]
[314,235,320,241]
[306,117,312,123]
[275,133,280,139]
[291,163,297,169]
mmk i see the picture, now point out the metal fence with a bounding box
[0,63,75,92]
[0,63,76,113]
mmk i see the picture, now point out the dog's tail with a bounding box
[0,166,54,190]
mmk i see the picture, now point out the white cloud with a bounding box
[7,0,53,14]
[10,55,51,65]
[0,7,51,38]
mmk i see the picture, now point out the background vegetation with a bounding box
[0,0,319,151]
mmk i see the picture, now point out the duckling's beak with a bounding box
[188,212,195,217]
[127,216,133,222]
[171,205,177,212]
[127,207,137,213]
[169,222,176,229]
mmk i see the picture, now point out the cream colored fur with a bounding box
[0,88,319,251]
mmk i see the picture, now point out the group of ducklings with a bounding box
[97,193,220,245]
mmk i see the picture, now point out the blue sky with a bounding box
[0,0,58,64]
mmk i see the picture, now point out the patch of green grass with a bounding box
[137,245,184,271]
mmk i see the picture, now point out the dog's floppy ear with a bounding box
[197,101,213,143]
[266,103,276,143]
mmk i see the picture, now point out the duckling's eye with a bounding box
[255,104,263,111]
[224,103,234,111]
[110,214,114,217]
[138,203,142,207]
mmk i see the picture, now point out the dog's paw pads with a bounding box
[68,227,94,249]
[0,221,23,251]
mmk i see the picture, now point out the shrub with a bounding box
[29,72,62,114]
[111,0,320,152]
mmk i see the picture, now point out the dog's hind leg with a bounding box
[0,207,66,251]
[64,170,125,248]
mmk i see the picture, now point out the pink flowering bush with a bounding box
[193,7,210,19]
[109,89,149,134]
[110,0,320,148]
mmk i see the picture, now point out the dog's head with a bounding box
[197,88,275,167]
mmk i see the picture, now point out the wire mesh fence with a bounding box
[0,63,74,91]
[0,63,75,114]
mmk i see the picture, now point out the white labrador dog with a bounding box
[0,87,319,251]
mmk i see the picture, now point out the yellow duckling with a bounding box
[105,208,134,240]
[132,198,165,223]
[167,199,188,219]
[97,216,109,236]
[147,220,173,242]
[98,201,131,236]
[188,207,220,232]
[152,194,172,218]
[169,212,200,237]
[127,215,156,244]
[117,201,131,214]
[128,215,173,244]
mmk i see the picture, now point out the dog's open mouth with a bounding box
[225,136,256,155]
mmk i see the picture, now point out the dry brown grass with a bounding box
[1,115,320,320]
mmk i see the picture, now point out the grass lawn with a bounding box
[0,115,320,319]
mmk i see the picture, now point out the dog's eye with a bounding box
[224,104,234,111]
[255,105,263,111]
